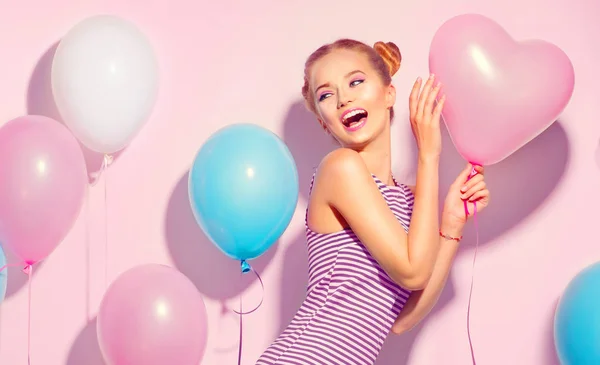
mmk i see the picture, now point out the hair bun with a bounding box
[373,41,401,76]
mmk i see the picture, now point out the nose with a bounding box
[337,94,353,109]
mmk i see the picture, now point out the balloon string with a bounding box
[0,263,33,363]
[464,165,479,365]
[26,264,32,365]
[234,260,265,365]
[238,294,243,365]
[104,160,109,291]
[233,261,265,315]
[0,263,28,273]
[89,154,112,290]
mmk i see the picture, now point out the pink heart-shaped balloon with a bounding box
[429,14,575,165]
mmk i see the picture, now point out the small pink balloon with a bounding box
[97,264,208,365]
[429,14,575,165]
[0,115,87,264]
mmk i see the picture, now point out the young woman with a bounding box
[256,39,490,365]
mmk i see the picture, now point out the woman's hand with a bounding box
[442,163,490,228]
[409,74,445,162]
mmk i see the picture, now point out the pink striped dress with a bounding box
[256,173,415,365]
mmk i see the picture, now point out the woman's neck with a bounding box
[358,128,393,186]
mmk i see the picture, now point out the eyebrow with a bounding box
[314,69,364,95]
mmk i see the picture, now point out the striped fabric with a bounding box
[256,173,415,365]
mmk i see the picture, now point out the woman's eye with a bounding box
[318,93,332,102]
[350,79,364,87]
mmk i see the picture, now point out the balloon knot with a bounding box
[104,154,114,166]
[240,260,251,274]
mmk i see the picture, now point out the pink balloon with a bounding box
[0,115,87,264]
[97,264,208,365]
[429,14,575,165]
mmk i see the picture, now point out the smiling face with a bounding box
[308,48,396,150]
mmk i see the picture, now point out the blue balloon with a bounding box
[554,262,600,365]
[188,124,299,268]
[0,245,7,303]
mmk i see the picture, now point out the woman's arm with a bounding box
[391,218,462,334]
[392,164,489,334]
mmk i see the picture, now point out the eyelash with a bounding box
[318,79,364,102]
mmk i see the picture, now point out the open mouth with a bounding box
[342,109,368,129]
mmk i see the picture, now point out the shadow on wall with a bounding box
[274,99,570,364]
[543,298,561,365]
[65,318,105,365]
[438,120,570,251]
[380,119,569,365]
[275,101,336,340]
[1,249,40,301]
[1,42,126,301]
[26,41,124,183]
[281,101,338,192]
[164,171,278,302]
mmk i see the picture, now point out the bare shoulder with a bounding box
[317,148,369,185]
[312,148,381,201]
[306,148,370,232]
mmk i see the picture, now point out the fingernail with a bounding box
[430,73,435,79]
[417,76,422,82]
[461,185,467,192]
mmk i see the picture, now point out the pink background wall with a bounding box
[1,0,599,364]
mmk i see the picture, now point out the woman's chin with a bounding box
[342,127,382,149]
[341,137,373,151]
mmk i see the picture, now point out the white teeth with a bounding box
[343,109,367,122]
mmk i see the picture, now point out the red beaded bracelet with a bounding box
[439,230,462,242]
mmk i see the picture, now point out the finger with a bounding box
[432,94,445,123]
[462,181,486,200]
[416,75,435,117]
[464,163,483,181]
[416,74,435,120]
[460,173,484,193]
[467,189,489,202]
[409,77,422,121]
[454,162,474,185]
[424,82,442,117]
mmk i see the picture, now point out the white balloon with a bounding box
[51,15,159,154]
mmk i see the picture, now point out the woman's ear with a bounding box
[386,84,397,108]
[318,119,333,136]
[318,118,326,130]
